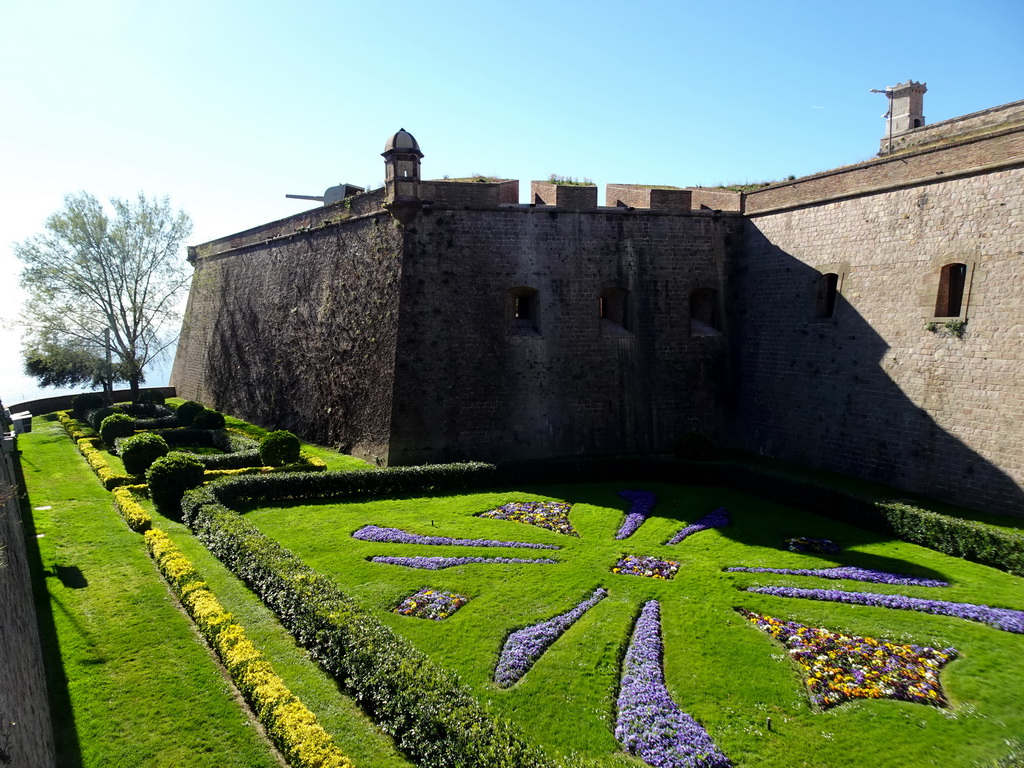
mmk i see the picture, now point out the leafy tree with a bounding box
[15,192,192,402]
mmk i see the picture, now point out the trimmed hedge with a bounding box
[175,400,206,427]
[120,432,170,476]
[112,485,153,532]
[198,462,499,509]
[259,430,301,467]
[181,484,558,768]
[100,412,136,447]
[147,453,206,514]
[91,405,124,433]
[193,409,227,430]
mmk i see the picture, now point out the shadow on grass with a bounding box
[14,459,83,768]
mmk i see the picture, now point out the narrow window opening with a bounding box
[509,287,540,336]
[690,287,722,337]
[599,288,628,334]
[934,263,967,317]
[815,272,839,318]
[913,118,922,128]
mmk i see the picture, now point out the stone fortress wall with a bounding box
[172,89,1024,514]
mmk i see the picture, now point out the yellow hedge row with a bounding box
[112,486,152,532]
[58,411,136,490]
[143,528,352,768]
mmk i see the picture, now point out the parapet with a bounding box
[530,180,598,208]
[419,178,519,207]
[605,184,692,210]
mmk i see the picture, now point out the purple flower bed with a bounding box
[478,500,579,536]
[370,555,559,570]
[353,524,559,550]
[613,555,680,580]
[615,490,658,540]
[666,507,729,545]
[747,585,1024,633]
[727,565,948,587]
[785,537,839,554]
[494,587,608,687]
[616,600,730,768]
[394,588,469,620]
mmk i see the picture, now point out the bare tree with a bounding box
[15,192,192,402]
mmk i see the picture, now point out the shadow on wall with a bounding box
[724,227,1023,516]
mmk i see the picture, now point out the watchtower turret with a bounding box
[878,80,927,154]
[383,128,422,204]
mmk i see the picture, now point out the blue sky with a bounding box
[1,0,1022,401]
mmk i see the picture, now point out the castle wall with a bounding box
[386,206,741,464]
[171,210,404,462]
[725,162,1024,514]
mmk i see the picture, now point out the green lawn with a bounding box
[18,417,279,768]
[244,482,1024,768]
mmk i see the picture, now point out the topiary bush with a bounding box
[120,432,170,476]
[175,400,206,427]
[259,430,301,467]
[72,392,105,420]
[674,431,715,460]
[91,405,123,433]
[192,409,226,430]
[100,412,135,446]
[147,453,206,516]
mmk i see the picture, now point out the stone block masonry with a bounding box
[725,164,1024,514]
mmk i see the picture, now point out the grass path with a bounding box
[19,416,279,767]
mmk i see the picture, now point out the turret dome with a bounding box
[384,128,422,155]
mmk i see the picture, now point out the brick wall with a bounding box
[419,179,519,207]
[172,211,404,463]
[605,184,692,210]
[530,181,599,208]
[387,206,741,464]
[724,165,1024,514]
[686,188,743,212]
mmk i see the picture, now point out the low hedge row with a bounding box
[181,486,559,768]
[202,462,499,508]
[76,437,135,490]
[112,486,153,532]
[143,527,353,768]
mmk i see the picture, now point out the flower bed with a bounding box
[494,587,607,687]
[613,555,680,580]
[615,490,657,540]
[353,524,559,549]
[616,600,730,768]
[739,609,956,709]
[394,588,469,620]
[785,537,839,554]
[747,585,1024,633]
[478,500,579,536]
[727,565,948,587]
[666,507,729,545]
[370,555,559,570]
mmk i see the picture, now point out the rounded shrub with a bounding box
[72,392,105,419]
[259,430,301,467]
[146,453,205,515]
[674,431,715,461]
[100,412,135,446]
[91,405,123,433]
[192,409,226,430]
[175,400,205,427]
[120,432,170,476]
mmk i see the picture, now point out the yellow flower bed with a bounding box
[144,528,352,768]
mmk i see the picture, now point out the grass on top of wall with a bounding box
[244,482,1024,768]
[18,417,279,768]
